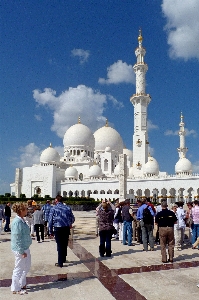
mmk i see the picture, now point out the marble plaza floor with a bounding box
[0,210,199,300]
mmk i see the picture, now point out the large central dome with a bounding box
[94,123,123,153]
[64,123,95,148]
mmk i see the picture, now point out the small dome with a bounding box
[94,125,123,153]
[175,157,192,174]
[88,165,102,177]
[40,144,60,164]
[105,146,111,152]
[65,166,78,179]
[144,157,159,175]
[64,123,95,149]
[114,164,120,176]
[123,149,133,163]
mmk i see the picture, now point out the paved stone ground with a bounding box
[0,210,199,299]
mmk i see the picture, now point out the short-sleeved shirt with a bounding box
[155,209,177,227]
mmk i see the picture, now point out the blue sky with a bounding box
[0,0,199,194]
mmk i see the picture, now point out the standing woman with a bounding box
[26,200,35,237]
[98,202,114,257]
[191,200,199,248]
[33,205,44,243]
[11,202,32,294]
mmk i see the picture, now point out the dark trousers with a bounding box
[35,224,44,242]
[159,227,175,262]
[4,216,10,232]
[99,230,112,257]
[140,220,154,251]
[54,226,70,266]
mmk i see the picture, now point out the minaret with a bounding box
[177,112,188,158]
[130,29,151,176]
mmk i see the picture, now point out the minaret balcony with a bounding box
[136,139,142,147]
[136,161,142,169]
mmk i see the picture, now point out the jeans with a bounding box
[192,223,199,246]
[99,230,112,256]
[54,226,70,267]
[140,220,154,251]
[4,216,10,231]
[123,221,132,245]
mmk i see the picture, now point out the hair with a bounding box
[187,202,193,207]
[161,201,168,208]
[56,195,63,202]
[35,205,41,210]
[12,202,27,215]
[172,204,178,208]
[124,199,130,205]
[178,201,184,207]
[194,200,199,205]
[27,200,32,206]
[101,202,108,210]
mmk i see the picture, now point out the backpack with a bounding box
[143,205,153,224]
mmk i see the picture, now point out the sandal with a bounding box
[13,290,28,295]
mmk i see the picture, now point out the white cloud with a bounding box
[33,85,121,138]
[164,128,197,137]
[162,0,199,60]
[34,114,42,121]
[147,120,159,131]
[98,60,135,85]
[107,94,124,108]
[71,49,90,64]
[17,143,41,168]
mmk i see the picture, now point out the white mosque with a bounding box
[10,31,199,203]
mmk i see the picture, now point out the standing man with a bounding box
[0,205,5,237]
[122,199,133,246]
[48,195,75,268]
[137,198,155,251]
[42,200,52,237]
[4,202,11,232]
[155,200,177,263]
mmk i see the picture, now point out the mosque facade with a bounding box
[10,31,199,203]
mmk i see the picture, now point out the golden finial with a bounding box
[148,152,151,157]
[49,143,52,147]
[78,116,81,124]
[138,28,143,43]
[105,119,108,127]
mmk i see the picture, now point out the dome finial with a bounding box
[50,143,52,148]
[78,116,81,124]
[138,28,143,45]
[105,119,108,127]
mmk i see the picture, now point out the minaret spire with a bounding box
[177,112,188,158]
[130,30,152,177]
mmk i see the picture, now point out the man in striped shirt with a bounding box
[48,195,75,268]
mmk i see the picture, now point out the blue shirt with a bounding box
[48,203,75,234]
[42,203,52,221]
[11,216,32,254]
[136,204,155,220]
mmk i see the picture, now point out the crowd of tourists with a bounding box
[96,198,199,263]
[1,196,199,294]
